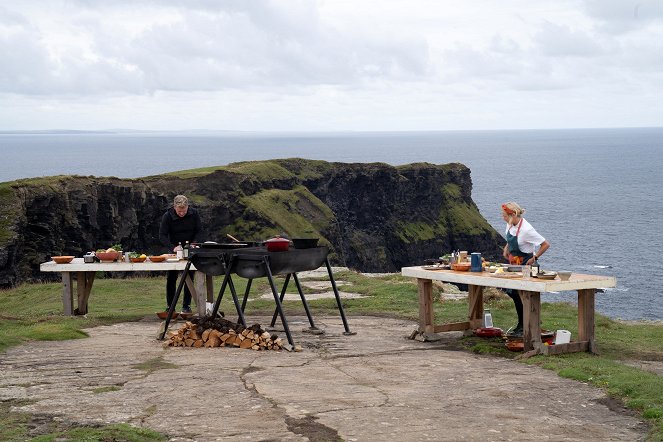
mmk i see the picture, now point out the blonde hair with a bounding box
[173,195,189,208]
[501,201,525,217]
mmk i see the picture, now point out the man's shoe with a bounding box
[181,306,192,314]
[507,325,523,337]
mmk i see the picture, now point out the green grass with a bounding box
[1,272,663,440]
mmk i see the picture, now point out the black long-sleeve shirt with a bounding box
[158,207,204,250]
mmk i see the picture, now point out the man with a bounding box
[158,194,204,313]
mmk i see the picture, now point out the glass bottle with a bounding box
[183,241,190,259]
[176,242,183,259]
[531,258,540,277]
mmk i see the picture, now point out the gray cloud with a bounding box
[0,1,429,96]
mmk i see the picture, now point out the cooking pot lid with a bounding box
[265,236,290,244]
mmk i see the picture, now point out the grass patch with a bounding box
[92,386,122,394]
[0,399,165,441]
[131,356,179,374]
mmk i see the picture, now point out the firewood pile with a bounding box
[164,316,283,350]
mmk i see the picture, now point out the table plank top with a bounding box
[40,258,193,272]
[401,266,616,292]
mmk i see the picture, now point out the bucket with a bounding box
[555,330,571,344]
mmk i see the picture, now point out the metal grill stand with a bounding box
[159,246,354,347]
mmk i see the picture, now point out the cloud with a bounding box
[1,0,662,130]
[0,1,430,96]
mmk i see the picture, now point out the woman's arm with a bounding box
[526,240,550,265]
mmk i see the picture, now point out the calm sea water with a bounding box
[2,128,662,321]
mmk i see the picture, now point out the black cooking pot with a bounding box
[292,238,319,249]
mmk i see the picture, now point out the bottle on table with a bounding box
[176,242,183,259]
[531,258,540,277]
[183,241,190,259]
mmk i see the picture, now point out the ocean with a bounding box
[1,128,662,321]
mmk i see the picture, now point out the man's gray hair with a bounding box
[173,195,189,208]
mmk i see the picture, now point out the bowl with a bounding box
[474,327,503,338]
[292,238,319,249]
[148,255,166,263]
[505,340,524,352]
[156,311,179,320]
[95,251,120,262]
[179,312,194,320]
[451,262,471,271]
[52,255,74,264]
[557,271,572,281]
[130,257,147,263]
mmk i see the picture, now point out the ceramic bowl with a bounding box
[52,255,75,264]
[95,251,120,262]
[156,311,179,320]
[557,271,572,281]
[451,262,471,271]
[130,257,147,263]
[148,255,166,263]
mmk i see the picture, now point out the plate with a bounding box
[166,258,180,262]
[422,265,449,270]
[534,272,557,280]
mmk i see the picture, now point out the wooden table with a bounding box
[401,266,616,355]
[40,258,214,316]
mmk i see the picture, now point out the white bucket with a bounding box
[555,330,571,344]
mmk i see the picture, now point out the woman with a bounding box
[501,201,550,336]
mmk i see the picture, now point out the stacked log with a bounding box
[165,315,283,350]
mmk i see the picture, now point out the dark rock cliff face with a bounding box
[0,159,503,286]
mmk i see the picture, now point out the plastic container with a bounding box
[555,330,571,344]
[483,309,493,328]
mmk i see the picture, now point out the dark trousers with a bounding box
[166,270,192,309]
[505,289,523,327]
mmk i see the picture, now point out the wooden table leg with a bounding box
[76,271,95,315]
[578,289,597,354]
[521,290,542,352]
[206,275,214,302]
[62,272,74,316]
[194,271,206,316]
[417,278,434,333]
[468,285,484,329]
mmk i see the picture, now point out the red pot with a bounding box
[264,236,290,252]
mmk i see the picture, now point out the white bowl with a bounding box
[557,271,572,281]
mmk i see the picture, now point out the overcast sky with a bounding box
[1,0,662,131]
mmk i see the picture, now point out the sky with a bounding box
[1,0,662,131]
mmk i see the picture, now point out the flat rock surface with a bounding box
[0,316,648,441]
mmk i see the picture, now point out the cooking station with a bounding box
[401,266,616,356]
[159,244,353,346]
[39,259,213,316]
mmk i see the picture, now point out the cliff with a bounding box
[0,159,503,286]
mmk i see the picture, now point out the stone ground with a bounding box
[0,315,650,442]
